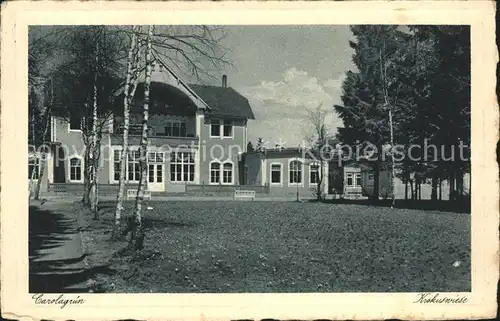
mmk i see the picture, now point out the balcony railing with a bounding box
[111,126,199,148]
[114,125,196,138]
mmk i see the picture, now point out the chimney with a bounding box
[222,74,227,88]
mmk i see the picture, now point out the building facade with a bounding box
[243,148,330,198]
[31,58,255,194]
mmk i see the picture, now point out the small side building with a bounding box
[243,147,329,199]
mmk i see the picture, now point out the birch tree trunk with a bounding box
[130,25,153,251]
[114,25,141,238]
[82,132,91,206]
[90,40,100,217]
[34,78,53,200]
[29,96,37,198]
[92,131,102,220]
[34,110,51,200]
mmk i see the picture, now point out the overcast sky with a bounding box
[203,26,356,147]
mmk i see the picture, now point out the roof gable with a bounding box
[188,84,255,120]
[113,54,211,111]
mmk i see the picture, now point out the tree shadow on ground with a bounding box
[29,205,117,293]
[320,199,471,213]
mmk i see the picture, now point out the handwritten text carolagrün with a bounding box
[32,294,85,309]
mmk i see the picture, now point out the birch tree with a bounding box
[114,25,142,238]
[129,25,154,251]
[48,26,125,209]
[33,78,54,200]
[28,30,57,200]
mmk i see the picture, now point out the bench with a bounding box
[234,190,256,201]
[127,189,152,200]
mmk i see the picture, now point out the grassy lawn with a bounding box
[77,200,470,293]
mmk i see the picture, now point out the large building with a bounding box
[30,58,255,194]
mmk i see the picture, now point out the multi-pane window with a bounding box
[271,164,281,184]
[210,162,233,184]
[127,150,141,182]
[223,120,232,137]
[170,152,195,182]
[69,157,82,181]
[310,164,320,184]
[289,160,302,184]
[113,150,121,181]
[148,152,164,183]
[210,162,220,184]
[223,163,233,184]
[345,172,362,187]
[28,156,40,180]
[210,119,220,137]
[356,173,362,186]
[210,119,233,138]
[148,152,164,163]
[346,173,354,186]
[165,121,187,137]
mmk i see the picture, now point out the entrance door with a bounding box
[147,152,165,192]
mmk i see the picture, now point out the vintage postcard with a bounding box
[1,1,498,320]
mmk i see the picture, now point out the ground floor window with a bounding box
[346,172,362,187]
[128,150,141,182]
[113,150,121,181]
[170,152,195,182]
[69,157,82,181]
[271,164,282,184]
[28,156,40,180]
[310,164,320,185]
[223,163,233,184]
[210,161,233,184]
[289,160,302,184]
[210,162,220,183]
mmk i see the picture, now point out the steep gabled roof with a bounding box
[188,84,255,120]
[112,54,254,119]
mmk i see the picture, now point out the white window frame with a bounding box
[345,172,362,187]
[209,160,234,185]
[68,115,82,132]
[355,172,362,187]
[210,119,234,139]
[222,120,234,139]
[222,161,234,185]
[148,151,165,184]
[309,162,320,186]
[210,119,221,138]
[127,149,141,182]
[270,162,282,186]
[68,155,83,182]
[112,148,123,183]
[288,158,304,187]
[209,161,221,184]
[170,151,195,183]
[28,154,41,180]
